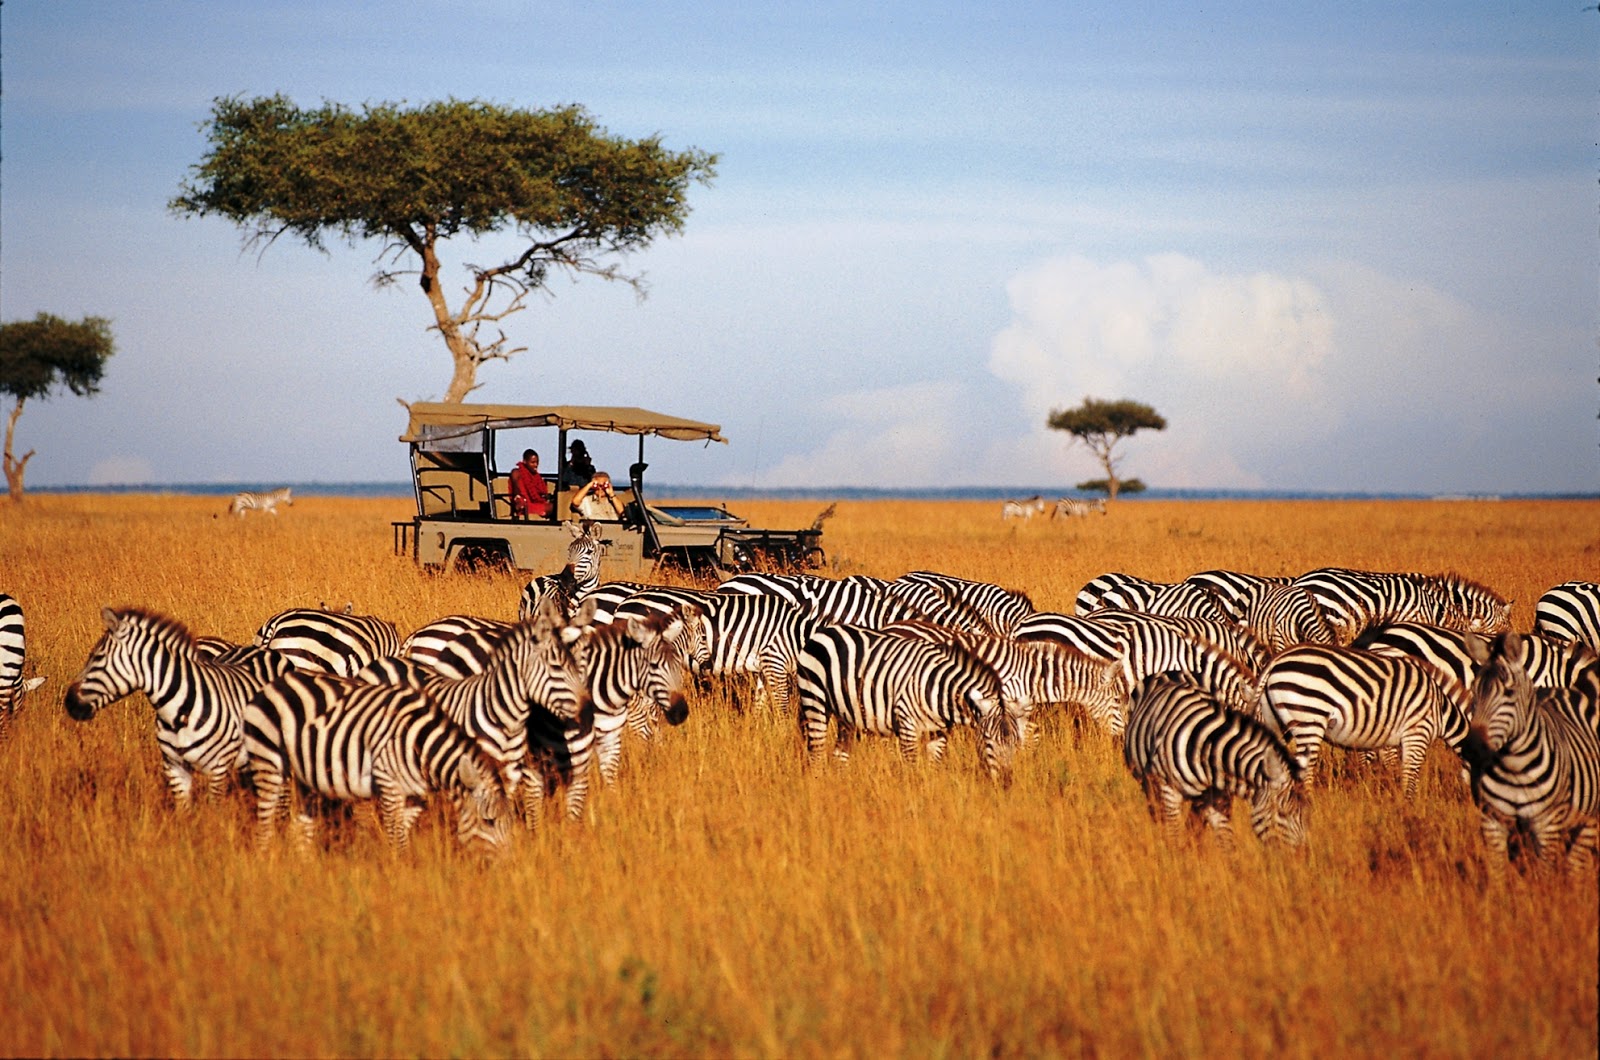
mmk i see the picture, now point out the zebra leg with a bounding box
[1397,735,1429,800]
[1527,814,1570,875]
[519,762,546,832]
[1565,821,1598,877]
[1285,723,1326,789]
[162,758,198,811]
[1197,791,1237,852]
[924,730,950,763]
[562,744,594,821]
[201,766,231,803]
[799,699,831,765]
[1152,780,1185,841]
[1479,812,1512,885]
[376,786,422,852]
[252,768,288,849]
[894,709,922,764]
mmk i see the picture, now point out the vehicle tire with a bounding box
[452,542,512,574]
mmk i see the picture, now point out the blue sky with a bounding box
[4,2,1596,493]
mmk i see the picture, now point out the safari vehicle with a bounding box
[394,402,827,575]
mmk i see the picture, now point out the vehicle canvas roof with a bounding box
[400,402,729,445]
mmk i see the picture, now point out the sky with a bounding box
[3,2,1597,494]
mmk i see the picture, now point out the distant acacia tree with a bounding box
[1078,477,1146,496]
[170,96,717,402]
[0,313,115,502]
[1048,397,1166,502]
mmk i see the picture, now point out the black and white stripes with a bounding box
[228,486,293,517]
[0,593,45,742]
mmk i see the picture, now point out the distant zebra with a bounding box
[1256,645,1468,799]
[244,670,512,854]
[0,593,45,742]
[1462,632,1599,880]
[1123,672,1307,850]
[254,606,400,677]
[1053,497,1106,518]
[228,487,293,518]
[63,607,293,808]
[517,520,607,621]
[1001,495,1048,521]
[892,571,1036,636]
[1534,581,1600,652]
[797,624,1017,785]
[524,604,697,825]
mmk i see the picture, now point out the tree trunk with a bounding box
[415,229,481,403]
[3,398,34,503]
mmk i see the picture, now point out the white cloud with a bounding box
[87,456,154,485]
[986,253,1338,489]
[749,380,966,488]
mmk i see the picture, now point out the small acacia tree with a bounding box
[0,313,116,502]
[170,95,717,401]
[1047,397,1166,502]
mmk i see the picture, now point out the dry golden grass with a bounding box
[1,493,1595,1057]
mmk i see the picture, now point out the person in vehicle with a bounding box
[571,470,623,520]
[563,439,597,488]
[508,449,551,519]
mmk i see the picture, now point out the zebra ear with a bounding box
[101,607,119,631]
[563,520,583,539]
[1463,632,1493,667]
[532,595,563,633]
[570,597,601,627]
[22,676,45,693]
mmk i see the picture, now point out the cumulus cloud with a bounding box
[987,253,1338,489]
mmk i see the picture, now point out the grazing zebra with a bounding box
[1094,613,1271,675]
[797,624,1017,785]
[244,670,512,854]
[1083,610,1261,723]
[1256,645,1468,799]
[254,606,401,677]
[1184,570,1291,623]
[1290,567,1507,645]
[1142,582,1230,622]
[228,487,293,518]
[523,604,697,825]
[1123,672,1307,850]
[1432,573,1512,636]
[1240,584,1337,654]
[1462,632,1600,881]
[517,520,607,621]
[1001,495,1048,521]
[0,593,46,742]
[1534,581,1600,652]
[880,622,1128,739]
[401,614,512,679]
[1013,611,1130,664]
[892,571,1037,636]
[1354,622,1599,700]
[1074,572,1168,616]
[63,607,294,808]
[1052,497,1106,518]
[720,574,929,630]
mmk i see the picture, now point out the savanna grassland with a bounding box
[1,493,1596,1058]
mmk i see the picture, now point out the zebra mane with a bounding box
[1430,571,1506,602]
[109,607,199,652]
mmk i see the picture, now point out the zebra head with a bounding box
[497,598,593,722]
[64,608,190,721]
[565,519,607,589]
[1251,752,1310,849]
[628,605,697,727]
[449,751,515,856]
[1463,632,1535,756]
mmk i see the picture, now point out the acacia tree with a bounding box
[0,313,116,502]
[170,96,717,401]
[1047,397,1166,502]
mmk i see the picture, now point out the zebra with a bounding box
[1290,567,1507,645]
[1255,645,1469,799]
[1082,610,1261,724]
[881,621,1128,739]
[1533,581,1600,652]
[1432,573,1512,636]
[254,606,401,677]
[1123,672,1307,850]
[244,670,512,854]
[1001,496,1048,521]
[1052,497,1106,518]
[1354,622,1600,699]
[63,607,295,808]
[401,614,512,679]
[517,520,607,621]
[892,571,1037,636]
[228,486,293,518]
[1239,584,1337,654]
[1461,632,1599,881]
[1012,611,1130,666]
[1142,582,1230,621]
[523,603,697,825]
[721,573,930,629]
[1184,570,1291,623]
[797,624,1018,785]
[362,604,591,807]
[1074,572,1168,616]
[0,593,46,743]
[1093,612,1271,674]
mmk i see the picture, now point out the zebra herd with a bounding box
[6,554,1599,877]
[1001,496,1108,521]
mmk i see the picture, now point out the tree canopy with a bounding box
[170,95,718,401]
[1047,397,1166,502]
[1,313,116,501]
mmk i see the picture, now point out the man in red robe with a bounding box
[508,449,551,519]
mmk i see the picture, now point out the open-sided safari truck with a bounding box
[394,402,827,575]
